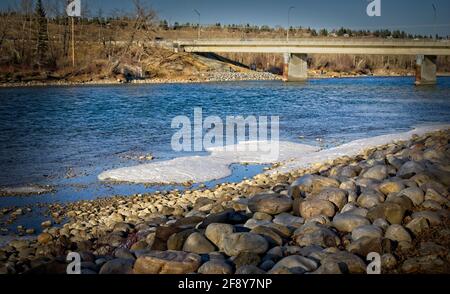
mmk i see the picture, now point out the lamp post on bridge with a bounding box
[194,9,201,40]
[287,6,295,42]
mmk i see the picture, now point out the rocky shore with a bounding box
[0,129,449,274]
[0,71,281,88]
[6,70,447,89]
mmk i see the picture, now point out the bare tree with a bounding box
[0,10,12,50]
[108,0,157,74]
[15,0,34,64]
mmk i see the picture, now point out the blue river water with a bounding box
[0,77,450,204]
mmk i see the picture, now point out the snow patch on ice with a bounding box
[98,124,450,185]
[98,141,319,184]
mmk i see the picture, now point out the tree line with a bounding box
[156,21,446,40]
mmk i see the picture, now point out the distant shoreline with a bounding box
[2,72,449,89]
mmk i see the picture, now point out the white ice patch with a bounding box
[98,124,450,184]
[268,124,450,175]
[98,141,319,184]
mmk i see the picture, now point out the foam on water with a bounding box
[98,124,450,184]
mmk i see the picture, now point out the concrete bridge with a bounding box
[173,39,450,85]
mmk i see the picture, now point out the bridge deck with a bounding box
[175,39,450,55]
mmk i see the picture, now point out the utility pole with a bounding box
[194,9,201,40]
[66,0,81,67]
[432,4,437,40]
[71,16,75,67]
[287,6,295,42]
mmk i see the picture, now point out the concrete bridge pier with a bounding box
[283,53,308,82]
[415,55,437,85]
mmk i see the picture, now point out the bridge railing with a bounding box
[173,38,449,46]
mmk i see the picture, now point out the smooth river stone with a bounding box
[299,199,336,219]
[332,213,370,233]
[247,193,292,215]
[133,250,201,274]
[221,233,269,257]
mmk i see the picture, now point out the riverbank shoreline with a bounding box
[0,126,449,274]
[0,72,281,89]
[2,72,449,89]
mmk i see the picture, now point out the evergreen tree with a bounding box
[35,0,49,67]
[319,28,328,37]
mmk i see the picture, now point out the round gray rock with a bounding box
[197,260,233,274]
[385,224,412,243]
[248,193,292,215]
[182,232,216,254]
[221,233,269,257]
[332,213,370,233]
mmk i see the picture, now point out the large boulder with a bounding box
[367,202,405,224]
[401,255,447,274]
[235,265,266,274]
[357,190,385,209]
[293,223,340,247]
[351,225,383,241]
[133,250,201,274]
[385,224,412,243]
[378,181,405,195]
[272,213,304,229]
[221,233,269,257]
[167,229,195,251]
[197,260,233,274]
[151,226,182,250]
[405,217,429,236]
[315,251,367,274]
[231,252,261,268]
[398,187,424,206]
[411,211,442,226]
[346,236,383,257]
[289,175,340,198]
[199,209,248,228]
[299,199,336,219]
[362,165,388,181]
[425,189,448,205]
[250,226,283,247]
[182,232,216,254]
[99,259,134,274]
[332,213,370,233]
[397,161,424,179]
[248,193,292,215]
[313,188,348,210]
[204,223,235,249]
[271,255,318,272]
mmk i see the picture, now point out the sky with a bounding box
[1,0,450,36]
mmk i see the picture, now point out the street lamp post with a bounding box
[287,6,295,42]
[194,9,201,40]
